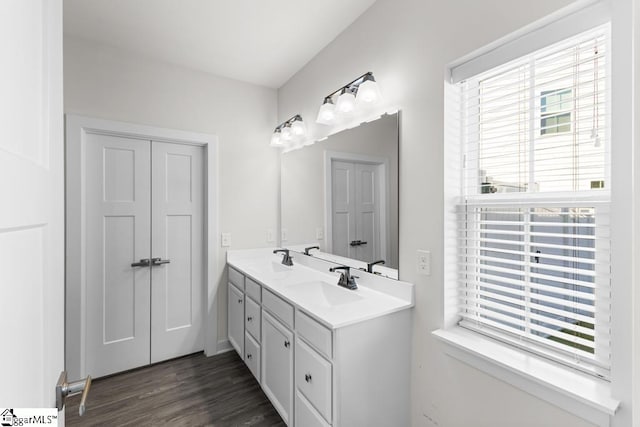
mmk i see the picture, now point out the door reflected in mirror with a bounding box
[280,112,399,277]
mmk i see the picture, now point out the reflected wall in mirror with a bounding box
[281,112,399,275]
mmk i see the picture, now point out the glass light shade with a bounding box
[281,125,292,140]
[336,89,356,113]
[316,99,336,125]
[270,130,283,147]
[291,119,306,136]
[356,79,382,105]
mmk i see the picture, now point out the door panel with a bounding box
[86,134,151,378]
[151,142,204,362]
[331,161,356,258]
[355,163,379,262]
[104,216,136,342]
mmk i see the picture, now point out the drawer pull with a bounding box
[284,340,290,348]
[247,316,253,322]
[247,353,252,360]
[238,298,243,304]
[305,373,312,383]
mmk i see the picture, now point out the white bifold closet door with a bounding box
[85,135,203,378]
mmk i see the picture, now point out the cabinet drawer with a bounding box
[228,266,244,290]
[295,391,331,427]
[244,331,260,382]
[263,289,294,329]
[245,277,262,302]
[296,311,332,359]
[245,297,261,342]
[295,338,332,423]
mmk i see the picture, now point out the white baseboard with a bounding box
[215,339,233,354]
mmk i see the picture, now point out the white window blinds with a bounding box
[456,24,611,378]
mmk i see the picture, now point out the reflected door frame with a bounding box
[324,150,389,263]
[65,115,219,381]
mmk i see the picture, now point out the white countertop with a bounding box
[227,248,414,329]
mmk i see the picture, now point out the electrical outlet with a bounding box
[316,227,324,240]
[221,233,231,247]
[417,249,431,275]
[281,228,288,242]
[266,229,275,243]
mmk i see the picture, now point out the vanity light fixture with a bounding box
[270,114,308,148]
[315,71,383,126]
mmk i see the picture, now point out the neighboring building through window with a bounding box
[541,88,572,135]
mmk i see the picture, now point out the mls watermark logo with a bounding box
[0,409,57,426]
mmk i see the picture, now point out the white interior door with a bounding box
[331,159,382,262]
[0,0,64,409]
[331,161,356,259]
[151,141,204,362]
[354,163,380,262]
[85,134,152,378]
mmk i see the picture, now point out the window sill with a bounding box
[433,327,619,426]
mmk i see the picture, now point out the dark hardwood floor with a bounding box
[66,351,285,427]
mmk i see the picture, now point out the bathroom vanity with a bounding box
[227,248,414,427]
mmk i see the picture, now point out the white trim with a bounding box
[323,150,389,262]
[65,114,220,379]
[433,328,619,427]
[215,339,234,354]
[449,0,610,83]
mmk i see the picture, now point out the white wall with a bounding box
[64,36,279,353]
[277,0,615,425]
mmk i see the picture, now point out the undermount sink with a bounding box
[283,280,363,308]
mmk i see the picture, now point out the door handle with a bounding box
[151,257,171,266]
[350,240,361,246]
[56,371,92,416]
[131,258,150,267]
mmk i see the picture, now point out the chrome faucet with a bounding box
[367,260,385,273]
[273,248,293,266]
[304,245,320,256]
[329,266,358,290]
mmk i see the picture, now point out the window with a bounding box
[540,88,572,135]
[456,24,610,378]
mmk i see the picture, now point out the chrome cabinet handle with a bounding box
[284,340,290,348]
[131,258,150,267]
[305,373,312,383]
[247,353,252,360]
[151,257,170,266]
[238,298,243,304]
[247,316,253,322]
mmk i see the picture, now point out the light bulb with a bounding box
[316,97,336,125]
[356,76,382,105]
[336,87,356,113]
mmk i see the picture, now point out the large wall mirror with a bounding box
[280,112,399,278]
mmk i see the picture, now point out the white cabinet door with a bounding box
[228,283,245,357]
[262,310,294,425]
[0,0,64,408]
[85,134,152,378]
[151,142,204,362]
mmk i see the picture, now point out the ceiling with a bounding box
[63,0,377,89]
